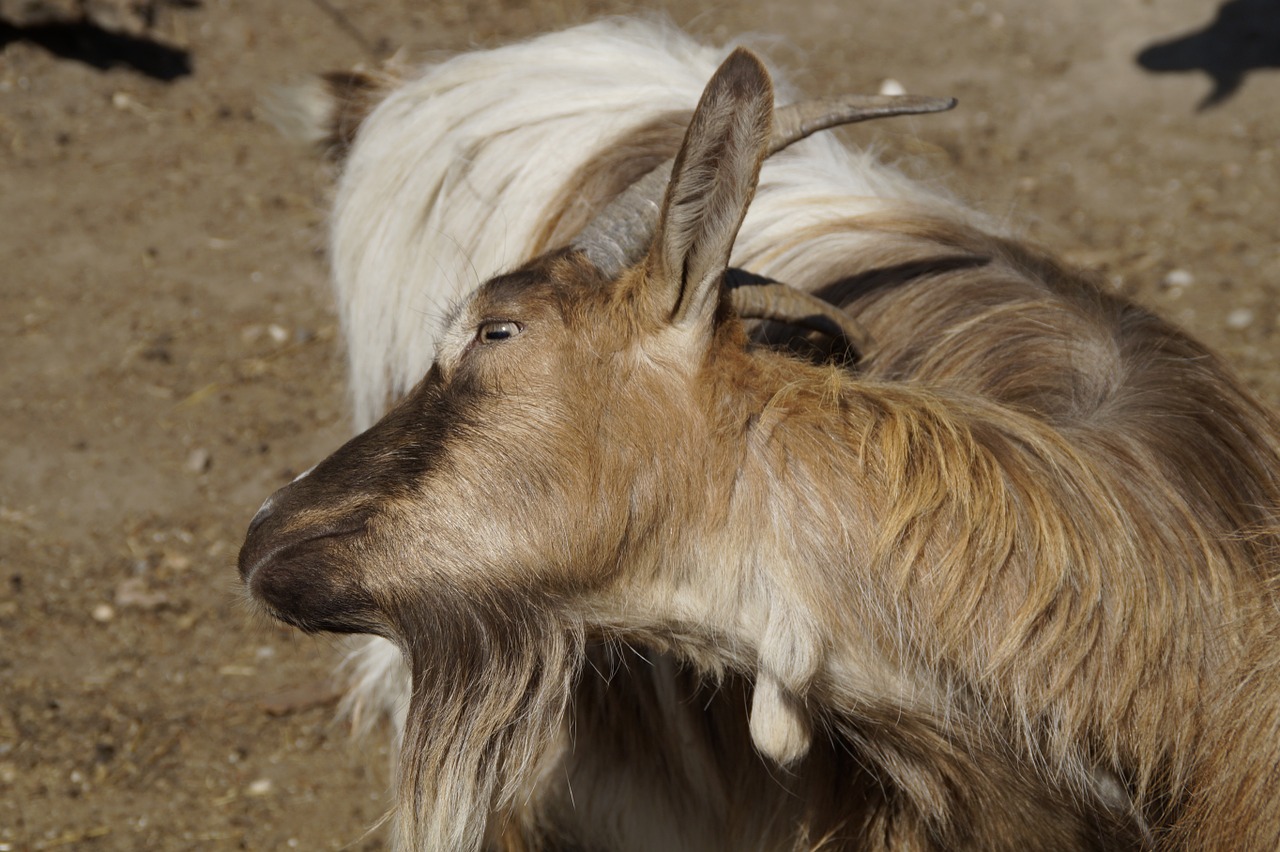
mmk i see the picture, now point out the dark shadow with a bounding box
[729,257,993,370]
[0,16,192,81]
[1136,0,1280,109]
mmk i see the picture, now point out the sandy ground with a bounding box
[1,0,1276,848]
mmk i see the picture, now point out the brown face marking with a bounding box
[238,361,479,635]
[238,250,618,638]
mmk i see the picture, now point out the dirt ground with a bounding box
[1,0,1276,848]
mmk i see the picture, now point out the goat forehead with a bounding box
[439,254,612,356]
[479,251,607,312]
[478,266,558,307]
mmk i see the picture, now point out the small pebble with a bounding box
[1226,308,1255,330]
[247,778,274,796]
[879,78,907,97]
[161,551,192,571]
[1162,269,1194,289]
[218,664,256,677]
[114,578,169,610]
[91,603,115,623]
[186,448,211,473]
[267,324,289,344]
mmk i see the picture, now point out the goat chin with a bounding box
[252,16,1280,852]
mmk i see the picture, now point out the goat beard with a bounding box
[390,590,583,851]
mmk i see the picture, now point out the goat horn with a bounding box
[727,274,873,356]
[573,93,957,276]
[770,94,956,151]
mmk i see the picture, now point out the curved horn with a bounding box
[728,276,873,356]
[770,93,956,151]
[573,91,957,276]
[572,165,672,280]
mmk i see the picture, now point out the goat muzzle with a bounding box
[238,480,381,634]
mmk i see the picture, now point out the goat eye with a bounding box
[477,320,522,344]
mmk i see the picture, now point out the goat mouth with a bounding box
[238,522,383,635]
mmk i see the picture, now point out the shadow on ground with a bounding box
[0,16,191,80]
[1136,0,1280,109]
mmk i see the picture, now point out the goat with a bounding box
[243,19,1280,851]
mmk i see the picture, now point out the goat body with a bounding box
[243,19,1280,851]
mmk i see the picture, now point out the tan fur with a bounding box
[242,45,1280,851]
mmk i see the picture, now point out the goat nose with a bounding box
[246,465,314,537]
[247,495,275,536]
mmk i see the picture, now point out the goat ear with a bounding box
[643,49,773,338]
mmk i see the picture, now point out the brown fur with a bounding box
[318,69,398,160]
[242,47,1280,850]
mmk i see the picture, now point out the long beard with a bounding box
[391,591,583,850]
